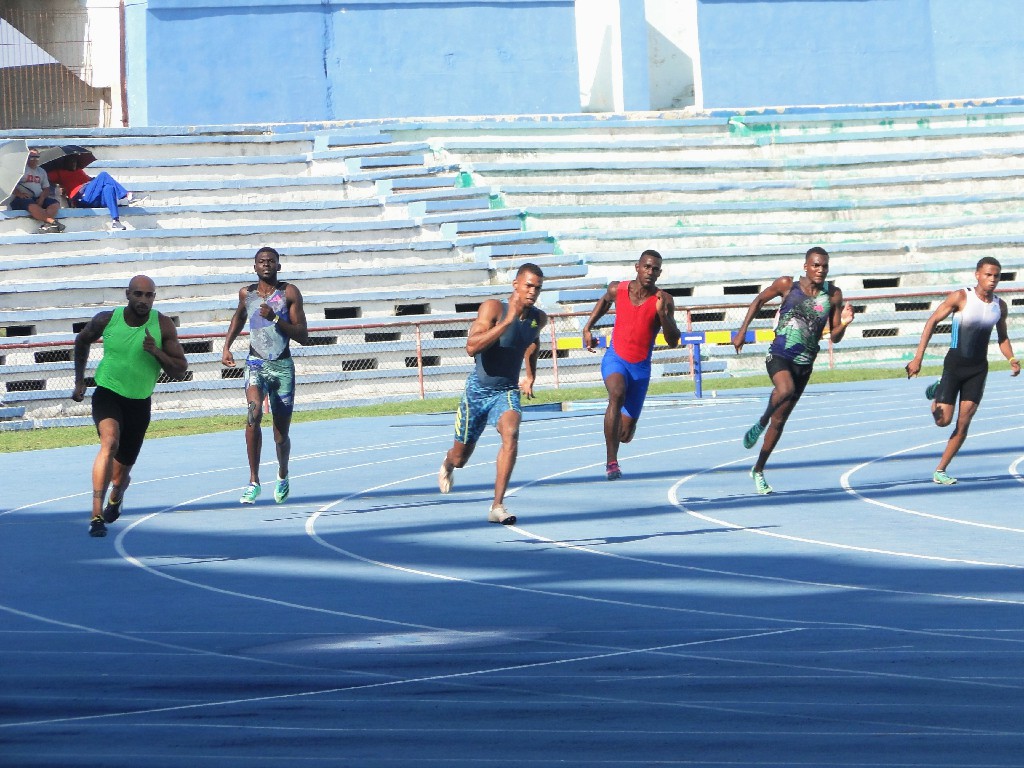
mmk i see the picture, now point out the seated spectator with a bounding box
[9,149,64,234]
[48,158,142,232]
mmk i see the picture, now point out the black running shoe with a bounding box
[89,516,107,537]
[102,496,122,523]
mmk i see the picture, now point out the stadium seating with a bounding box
[2,104,1024,424]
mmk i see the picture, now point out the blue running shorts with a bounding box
[454,372,522,445]
[601,345,652,420]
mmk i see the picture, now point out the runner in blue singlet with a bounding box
[437,264,547,525]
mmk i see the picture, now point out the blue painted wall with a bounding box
[128,0,579,126]
[696,0,1024,108]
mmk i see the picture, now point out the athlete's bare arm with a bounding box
[581,281,619,352]
[906,289,967,378]
[279,283,309,345]
[71,311,113,402]
[519,311,548,398]
[221,285,251,368]
[466,299,513,357]
[657,290,681,348]
[995,299,1021,377]
[732,276,793,353]
[148,314,188,379]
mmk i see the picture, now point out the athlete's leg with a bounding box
[108,460,131,504]
[931,401,955,427]
[753,369,800,473]
[105,396,149,513]
[619,415,638,444]
[91,417,121,519]
[618,375,650,445]
[603,371,627,464]
[443,382,485,478]
[759,368,799,427]
[493,409,523,507]
[270,409,292,480]
[245,384,264,485]
[936,400,978,472]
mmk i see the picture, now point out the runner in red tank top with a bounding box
[582,250,681,480]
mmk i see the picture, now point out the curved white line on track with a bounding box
[112,452,460,633]
[669,422,1024,572]
[308,429,1024,620]
[1008,453,1024,484]
[840,426,1024,533]
[7,388,1024,733]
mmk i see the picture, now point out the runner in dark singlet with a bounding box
[732,247,855,494]
[905,256,1020,485]
[438,264,547,525]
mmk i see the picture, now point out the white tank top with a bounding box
[950,286,1001,363]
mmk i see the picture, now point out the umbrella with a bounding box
[0,139,29,205]
[38,145,97,172]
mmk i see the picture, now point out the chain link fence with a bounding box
[2,289,1023,427]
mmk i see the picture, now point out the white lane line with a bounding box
[0,628,801,728]
[0,603,327,672]
[840,426,1024,533]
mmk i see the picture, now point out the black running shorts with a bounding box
[936,351,989,405]
[91,385,153,466]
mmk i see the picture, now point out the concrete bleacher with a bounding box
[4,103,1024,424]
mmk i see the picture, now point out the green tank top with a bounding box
[94,307,163,399]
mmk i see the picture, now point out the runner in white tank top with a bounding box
[906,257,1020,485]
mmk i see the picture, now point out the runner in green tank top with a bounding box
[73,275,188,537]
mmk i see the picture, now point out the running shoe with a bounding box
[438,462,454,493]
[932,469,957,485]
[101,494,123,523]
[606,461,622,480]
[488,503,516,525]
[751,469,773,495]
[89,516,107,538]
[925,379,941,400]
[274,476,290,504]
[239,482,261,504]
[107,219,127,231]
[743,421,765,449]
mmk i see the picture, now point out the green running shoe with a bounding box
[274,476,290,504]
[751,469,773,495]
[240,482,261,504]
[925,379,941,400]
[932,469,957,485]
[743,421,765,449]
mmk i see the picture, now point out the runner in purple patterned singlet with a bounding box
[732,247,855,495]
[222,247,309,506]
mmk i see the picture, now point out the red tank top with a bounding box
[611,281,660,363]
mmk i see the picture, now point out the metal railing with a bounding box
[2,289,1022,425]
